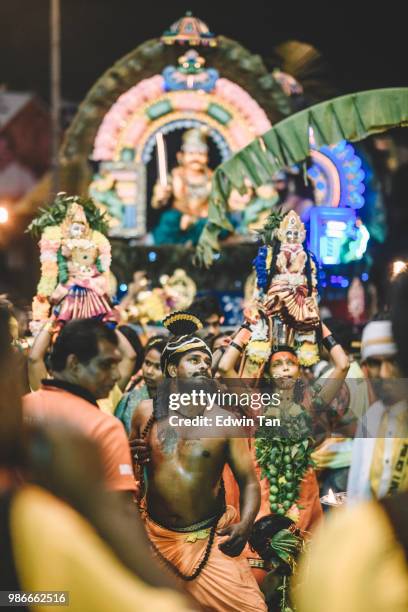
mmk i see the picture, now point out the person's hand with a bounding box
[180,214,195,231]
[153,184,172,206]
[129,436,151,465]
[217,521,250,557]
[50,284,69,304]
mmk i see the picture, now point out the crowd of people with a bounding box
[1,275,408,611]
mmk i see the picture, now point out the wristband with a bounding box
[230,341,244,353]
[322,334,338,351]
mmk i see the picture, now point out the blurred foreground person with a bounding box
[0,304,196,611]
[293,276,408,612]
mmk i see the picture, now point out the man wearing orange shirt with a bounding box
[23,319,136,494]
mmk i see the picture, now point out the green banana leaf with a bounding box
[196,87,408,266]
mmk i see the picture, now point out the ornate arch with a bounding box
[59,35,289,194]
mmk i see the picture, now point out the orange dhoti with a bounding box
[145,505,267,612]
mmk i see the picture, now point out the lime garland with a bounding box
[255,408,315,516]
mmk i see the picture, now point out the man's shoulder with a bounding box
[24,387,113,429]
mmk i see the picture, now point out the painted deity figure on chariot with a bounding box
[243,209,321,377]
[29,194,118,334]
[151,128,212,246]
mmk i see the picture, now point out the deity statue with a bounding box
[30,194,117,333]
[243,210,320,375]
[151,127,212,245]
[265,211,319,334]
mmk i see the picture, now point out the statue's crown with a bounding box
[276,210,305,243]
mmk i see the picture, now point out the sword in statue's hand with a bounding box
[155,132,168,187]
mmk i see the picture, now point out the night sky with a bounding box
[1,0,406,104]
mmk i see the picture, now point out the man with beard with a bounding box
[130,312,267,612]
[347,318,408,501]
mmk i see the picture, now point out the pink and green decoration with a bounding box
[59,19,292,196]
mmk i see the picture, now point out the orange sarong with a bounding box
[145,505,267,612]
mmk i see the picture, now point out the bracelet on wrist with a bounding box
[230,341,244,353]
[322,334,338,351]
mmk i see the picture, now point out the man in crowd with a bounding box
[347,318,408,501]
[130,313,267,611]
[190,295,224,337]
[293,274,408,612]
[24,319,137,495]
[312,318,370,497]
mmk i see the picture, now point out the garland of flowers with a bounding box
[252,245,270,291]
[30,195,111,325]
[255,412,315,519]
[36,225,61,298]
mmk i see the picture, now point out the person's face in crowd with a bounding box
[364,356,382,380]
[370,353,405,406]
[142,348,163,391]
[268,352,300,390]
[169,350,212,380]
[205,314,222,337]
[67,339,121,399]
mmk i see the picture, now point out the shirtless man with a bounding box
[130,313,267,612]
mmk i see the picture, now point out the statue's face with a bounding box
[285,228,301,244]
[69,222,86,238]
[182,150,208,172]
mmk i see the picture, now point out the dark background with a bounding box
[1,0,406,104]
